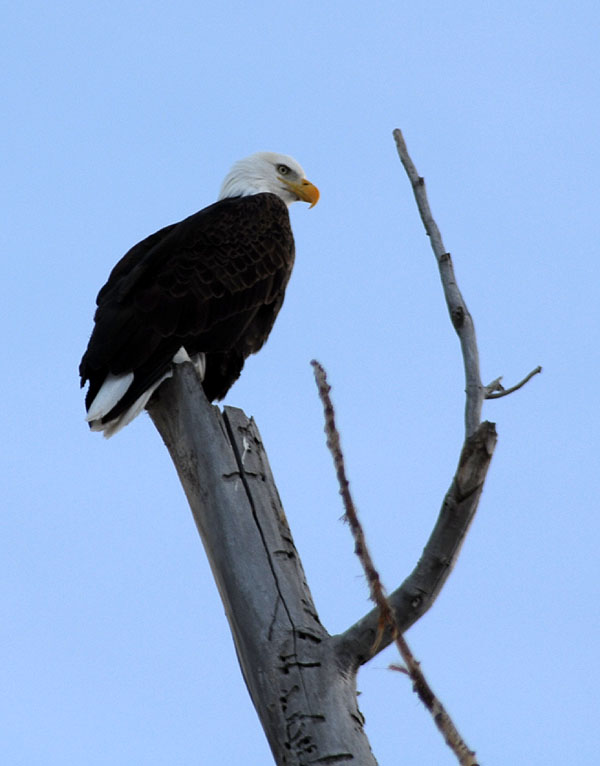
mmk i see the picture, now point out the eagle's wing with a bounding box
[80,193,294,419]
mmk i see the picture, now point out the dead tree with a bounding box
[146,131,539,764]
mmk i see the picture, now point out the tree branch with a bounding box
[337,132,498,662]
[485,365,542,399]
[312,360,480,766]
[336,417,496,665]
[392,128,483,438]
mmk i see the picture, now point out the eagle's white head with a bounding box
[218,151,319,208]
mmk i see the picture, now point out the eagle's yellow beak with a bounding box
[280,177,320,208]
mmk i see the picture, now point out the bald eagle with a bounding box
[79,152,319,437]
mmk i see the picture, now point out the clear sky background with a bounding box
[3,1,599,763]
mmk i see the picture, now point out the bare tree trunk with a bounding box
[147,367,378,765]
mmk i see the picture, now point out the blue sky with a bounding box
[3,1,599,763]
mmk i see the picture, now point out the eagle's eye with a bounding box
[277,164,291,176]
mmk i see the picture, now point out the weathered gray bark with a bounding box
[147,363,496,764]
[147,365,378,765]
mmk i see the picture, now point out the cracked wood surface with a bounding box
[147,363,377,765]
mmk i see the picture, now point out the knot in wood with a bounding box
[451,305,465,329]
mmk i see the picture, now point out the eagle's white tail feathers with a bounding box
[93,372,172,437]
[86,349,206,437]
[86,372,134,422]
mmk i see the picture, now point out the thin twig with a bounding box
[312,360,479,766]
[486,365,542,399]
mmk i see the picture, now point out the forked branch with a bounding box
[327,130,543,763]
[313,361,479,766]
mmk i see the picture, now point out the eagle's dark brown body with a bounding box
[79,192,295,426]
